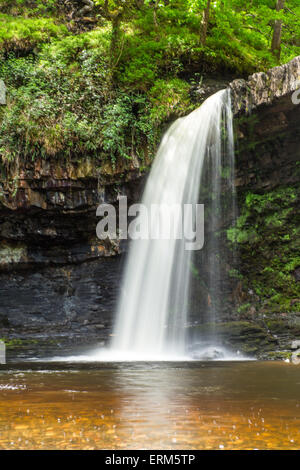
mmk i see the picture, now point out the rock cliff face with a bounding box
[0,155,145,349]
[230,55,300,115]
[230,56,300,197]
[0,57,299,358]
[226,56,300,358]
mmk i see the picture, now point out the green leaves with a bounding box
[149,78,193,124]
[0,0,299,168]
[227,185,300,312]
[0,14,68,54]
[101,93,154,164]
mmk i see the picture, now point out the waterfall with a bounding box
[111,89,235,359]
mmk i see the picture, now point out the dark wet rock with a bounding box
[0,257,122,337]
[221,57,300,361]
[291,349,300,365]
[231,59,300,192]
[219,313,300,359]
[192,76,233,104]
[291,340,300,350]
[294,268,300,282]
[0,155,145,346]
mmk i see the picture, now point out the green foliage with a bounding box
[0,42,157,164]
[284,257,300,273]
[118,37,162,90]
[227,226,259,244]
[40,28,111,65]
[101,93,155,164]
[0,47,111,161]
[228,185,300,313]
[228,268,243,280]
[0,0,58,16]
[0,14,68,53]
[227,188,297,244]
[149,78,193,124]
[245,188,297,212]
[237,302,251,314]
[0,0,299,166]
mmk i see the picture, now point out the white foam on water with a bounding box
[35,346,254,363]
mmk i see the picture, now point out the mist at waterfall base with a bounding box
[48,89,252,362]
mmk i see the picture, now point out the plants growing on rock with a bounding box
[227,186,300,313]
[0,0,299,167]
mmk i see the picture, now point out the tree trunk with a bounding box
[110,14,122,66]
[200,0,211,46]
[153,1,159,30]
[271,0,285,60]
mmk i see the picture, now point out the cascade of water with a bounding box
[111,89,235,359]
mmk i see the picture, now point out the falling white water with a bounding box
[110,89,235,360]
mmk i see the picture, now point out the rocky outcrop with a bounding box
[230,55,300,115]
[231,59,300,192]
[224,57,300,359]
[0,155,146,344]
[230,56,300,192]
[0,156,144,269]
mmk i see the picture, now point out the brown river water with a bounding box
[0,361,299,450]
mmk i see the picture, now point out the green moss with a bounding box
[265,351,292,361]
[0,336,58,350]
[194,320,266,337]
[228,268,243,280]
[265,319,286,333]
[284,257,300,273]
[0,243,27,266]
[245,188,297,212]
[237,302,251,314]
[0,337,38,348]
[149,78,194,124]
[0,14,68,53]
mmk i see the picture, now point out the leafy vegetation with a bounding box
[0,0,299,167]
[227,186,300,313]
[0,14,68,54]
